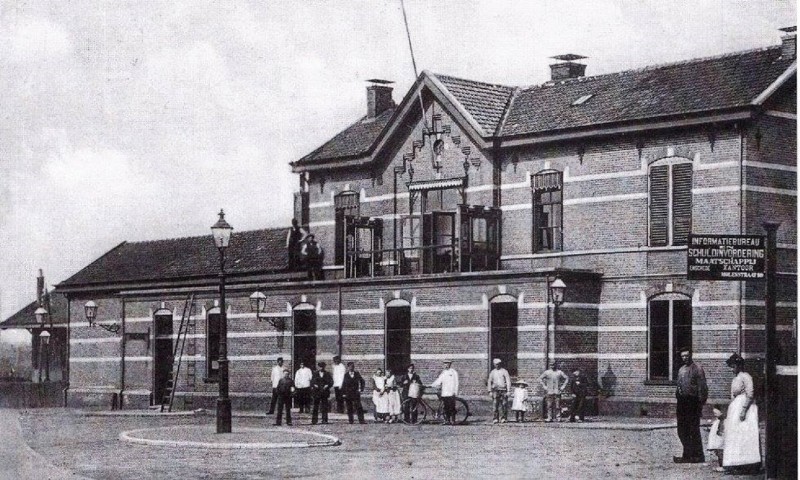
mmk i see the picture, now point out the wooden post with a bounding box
[763,221,780,479]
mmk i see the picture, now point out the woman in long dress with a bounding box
[372,368,388,422]
[721,353,761,475]
[385,370,402,423]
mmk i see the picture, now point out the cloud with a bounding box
[0,17,71,62]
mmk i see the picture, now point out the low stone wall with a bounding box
[0,381,65,408]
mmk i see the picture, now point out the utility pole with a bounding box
[762,221,780,479]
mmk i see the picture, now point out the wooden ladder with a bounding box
[160,293,195,413]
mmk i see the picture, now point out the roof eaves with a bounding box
[499,107,754,148]
[751,60,797,105]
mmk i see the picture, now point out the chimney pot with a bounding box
[780,26,797,60]
[549,54,588,81]
[366,79,395,119]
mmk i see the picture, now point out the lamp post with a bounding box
[545,277,566,369]
[84,301,120,334]
[211,209,233,434]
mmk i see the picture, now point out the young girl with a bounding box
[385,369,402,423]
[707,406,726,472]
[511,379,530,422]
[372,368,388,422]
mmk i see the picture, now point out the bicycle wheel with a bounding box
[453,397,471,425]
[401,398,426,425]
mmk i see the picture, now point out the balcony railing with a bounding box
[344,242,498,278]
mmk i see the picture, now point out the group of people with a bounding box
[286,218,324,280]
[673,348,762,475]
[487,358,590,424]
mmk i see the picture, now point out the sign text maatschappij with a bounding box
[687,235,766,280]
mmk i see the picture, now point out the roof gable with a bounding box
[1,293,67,329]
[58,228,288,288]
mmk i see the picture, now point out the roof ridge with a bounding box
[432,72,515,91]
[125,227,287,246]
[525,45,782,90]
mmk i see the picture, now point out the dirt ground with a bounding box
[17,409,763,480]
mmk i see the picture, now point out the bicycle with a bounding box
[401,386,471,425]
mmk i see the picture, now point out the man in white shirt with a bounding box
[332,355,346,414]
[267,357,285,414]
[487,358,512,423]
[431,359,459,425]
[294,361,313,413]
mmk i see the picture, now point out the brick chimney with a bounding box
[366,79,394,119]
[36,269,44,306]
[549,54,587,81]
[780,26,796,60]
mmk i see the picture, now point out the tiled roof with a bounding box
[58,228,288,287]
[294,45,794,166]
[1,293,67,329]
[294,108,395,166]
[501,46,794,136]
[433,74,515,134]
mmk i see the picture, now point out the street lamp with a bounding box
[84,300,120,334]
[250,290,285,330]
[34,307,49,326]
[545,277,567,369]
[211,209,233,434]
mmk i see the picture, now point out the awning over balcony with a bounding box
[408,176,466,192]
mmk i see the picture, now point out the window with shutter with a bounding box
[649,160,692,246]
[671,163,693,246]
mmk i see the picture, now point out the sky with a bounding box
[0,0,795,342]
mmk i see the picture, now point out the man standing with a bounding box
[674,348,708,463]
[538,362,569,422]
[431,359,459,425]
[332,355,346,414]
[294,361,313,413]
[286,218,307,271]
[311,361,334,425]
[400,363,423,423]
[267,357,285,415]
[341,362,366,424]
[301,234,324,281]
[569,368,589,422]
[487,358,512,423]
[274,369,294,426]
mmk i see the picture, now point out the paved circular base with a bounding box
[119,426,341,449]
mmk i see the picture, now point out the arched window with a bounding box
[206,307,221,380]
[490,294,519,376]
[385,299,411,375]
[648,293,692,381]
[649,158,692,247]
[292,303,317,371]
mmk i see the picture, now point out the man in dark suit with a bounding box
[341,361,366,424]
[400,363,423,423]
[274,369,294,426]
[569,368,589,422]
[311,361,334,425]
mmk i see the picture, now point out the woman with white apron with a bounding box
[372,368,388,422]
[721,353,761,475]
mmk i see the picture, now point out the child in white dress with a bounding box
[372,368,388,422]
[511,380,529,422]
[707,406,726,471]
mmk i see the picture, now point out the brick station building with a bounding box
[56,33,797,415]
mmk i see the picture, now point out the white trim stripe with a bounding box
[342,354,385,361]
[410,353,488,360]
[563,192,647,205]
[411,327,487,334]
[70,337,121,344]
[777,365,798,376]
[745,160,797,172]
[764,110,797,120]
